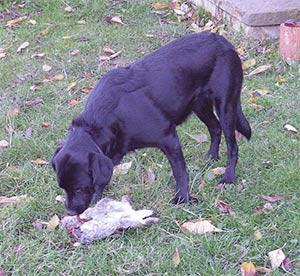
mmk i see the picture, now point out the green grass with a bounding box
[1,0,300,275]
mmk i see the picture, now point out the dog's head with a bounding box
[51,146,113,215]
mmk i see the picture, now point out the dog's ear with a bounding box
[88,152,113,188]
[51,146,63,172]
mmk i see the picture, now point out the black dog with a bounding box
[52,33,251,215]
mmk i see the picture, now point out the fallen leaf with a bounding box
[67,82,77,91]
[40,29,49,36]
[31,158,49,165]
[151,2,170,10]
[198,180,206,191]
[0,195,32,206]
[247,95,257,104]
[268,248,286,270]
[17,41,30,52]
[62,35,73,40]
[254,230,262,240]
[185,132,208,143]
[261,195,285,203]
[55,195,65,203]
[255,266,271,274]
[172,248,180,268]
[31,52,46,59]
[43,74,64,82]
[211,167,226,175]
[113,161,133,176]
[254,202,274,215]
[68,99,79,106]
[242,58,256,70]
[80,86,93,93]
[0,52,6,59]
[98,54,110,62]
[103,46,115,54]
[105,16,125,25]
[47,214,60,230]
[284,124,298,134]
[77,20,86,25]
[42,64,52,72]
[281,257,294,272]
[69,49,80,56]
[65,6,74,13]
[41,122,50,128]
[240,261,256,276]
[28,19,36,25]
[0,140,9,149]
[250,89,272,96]
[25,98,44,107]
[6,16,27,27]
[216,200,234,215]
[30,85,41,91]
[109,50,122,60]
[247,64,272,77]
[179,218,223,235]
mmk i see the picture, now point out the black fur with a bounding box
[52,33,251,215]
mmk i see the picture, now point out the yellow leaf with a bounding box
[211,167,226,175]
[6,16,27,27]
[47,214,60,230]
[247,64,272,77]
[151,2,170,10]
[240,261,256,276]
[242,58,256,70]
[268,248,286,270]
[31,158,50,165]
[17,41,30,53]
[247,96,257,104]
[28,19,37,25]
[63,35,73,40]
[67,82,77,91]
[77,20,86,25]
[53,74,64,80]
[180,218,223,235]
[172,248,180,268]
[80,86,93,93]
[254,230,262,240]
[40,29,49,36]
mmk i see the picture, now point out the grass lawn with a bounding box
[0,0,299,275]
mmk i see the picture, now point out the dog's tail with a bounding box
[236,103,251,140]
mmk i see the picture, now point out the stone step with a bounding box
[192,0,300,39]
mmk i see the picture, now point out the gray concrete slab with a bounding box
[193,0,300,39]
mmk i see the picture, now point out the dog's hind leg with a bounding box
[160,130,191,204]
[209,50,244,184]
[193,93,222,161]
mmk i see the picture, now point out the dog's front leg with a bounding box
[160,132,191,204]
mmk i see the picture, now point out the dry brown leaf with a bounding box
[268,248,286,270]
[17,41,30,53]
[172,248,180,268]
[25,98,44,107]
[198,180,206,191]
[107,16,125,25]
[250,89,272,96]
[47,214,60,230]
[81,86,93,93]
[261,195,285,203]
[31,158,49,165]
[255,266,271,274]
[247,64,272,77]
[31,52,46,59]
[143,168,156,188]
[216,200,234,215]
[240,261,256,276]
[0,195,32,206]
[113,161,132,176]
[6,16,27,27]
[180,218,223,235]
[109,50,122,60]
[151,2,170,10]
[284,124,298,134]
[43,74,64,82]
